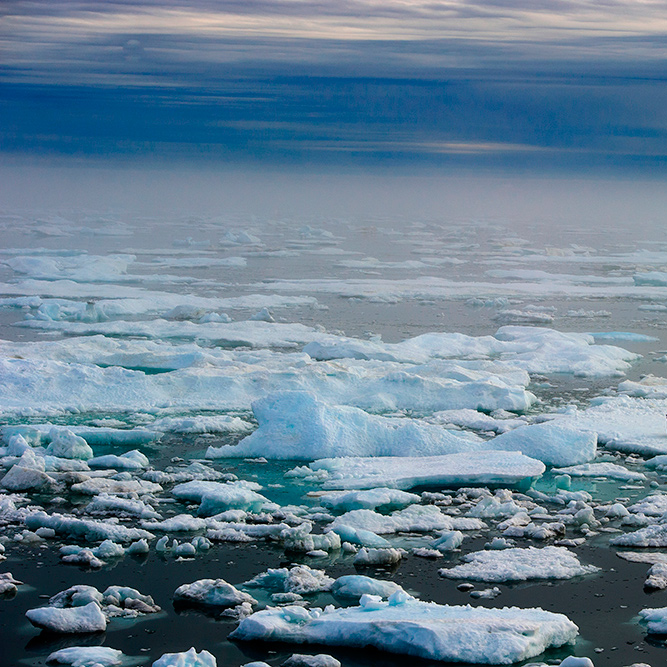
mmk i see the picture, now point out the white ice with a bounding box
[243,565,334,595]
[174,579,257,608]
[47,646,123,667]
[439,546,599,583]
[230,594,578,664]
[152,648,217,667]
[26,601,107,633]
[299,451,545,491]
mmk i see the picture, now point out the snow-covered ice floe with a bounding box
[439,546,599,583]
[230,593,578,664]
[290,451,545,491]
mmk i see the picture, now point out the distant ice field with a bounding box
[2,205,667,667]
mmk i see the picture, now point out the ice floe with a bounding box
[294,451,545,491]
[230,594,578,664]
[439,546,599,582]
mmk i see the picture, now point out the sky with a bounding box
[2,0,667,172]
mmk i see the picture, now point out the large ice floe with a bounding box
[290,451,545,490]
[230,593,578,664]
[439,546,600,583]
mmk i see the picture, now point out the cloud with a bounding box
[2,0,667,169]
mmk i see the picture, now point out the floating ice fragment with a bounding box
[639,606,667,634]
[282,655,341,667]
[26,601,107,633]
[243,565,334,595]
[46,428,93,460]
[174,579,256,608]
[319,488,420,512]
[211,391,484,460]
[353,547,404,566]
[330,575,406,600]
[47,646,124,667]
[152,647,217,667]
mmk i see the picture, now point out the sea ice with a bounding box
[353,547,405,566]
[610,524,667,548]
[319,488,420,512]
[47,646,124,667]
[208,391,484,460]
[329,575,406,600]
[230,596,578,664]
[243,565,334,595]
[639,606,667,634]
[488,421,597,467]
[174,579,257,608]
[328,505,480,535]
[282,655,341,667]
[439,546,599,582]
[552,462,645,481]
[152,648,217,667]
[26,601,107,633]
[305,451,545,491]
[171,481,276,515]
[25,510,154,543]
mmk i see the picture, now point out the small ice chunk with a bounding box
[319,488,420,512]
[47,646,124,667]
[353,548,404,566]
[330,575,406,600]
[470,587,501,599]
[282,655,341,667]
[244,565,334,595]
[250,307,275,323]
[174,579,257,608]
[1,465,56,492]
[645,563,667,591]
[46,428,94,460]
[639,606,667,634]
[432,531,464,552]
[152,647,217,667]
